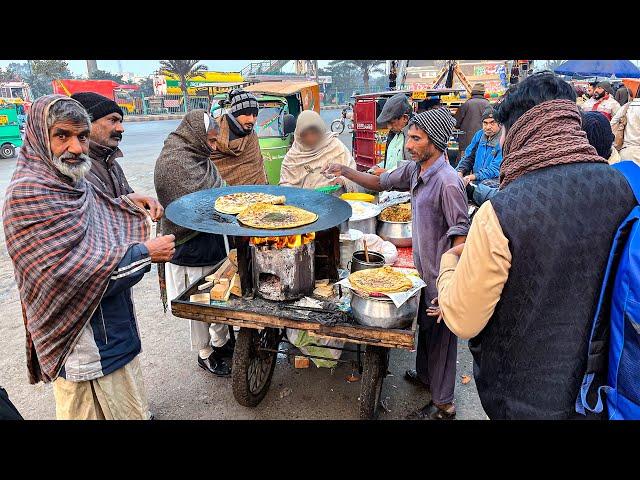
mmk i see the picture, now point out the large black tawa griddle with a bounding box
[165,185,353,237]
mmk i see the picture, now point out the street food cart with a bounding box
[166,186,418,419]
[351,88,466,170]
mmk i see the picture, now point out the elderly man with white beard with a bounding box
[2,95,176,420]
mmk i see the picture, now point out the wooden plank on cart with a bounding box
[172,299,415,349]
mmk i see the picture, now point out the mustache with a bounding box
[111,133,123,140]
[58,152,92,163]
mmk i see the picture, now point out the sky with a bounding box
[0,60,332,77]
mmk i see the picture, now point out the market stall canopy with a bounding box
[554,60,640,79]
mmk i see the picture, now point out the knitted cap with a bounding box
[70,92,124,122]
[596,81,614,95]
[228,89,259,117]
[581,111,614,158]
[482,106,497,121]
[409,107,456,152]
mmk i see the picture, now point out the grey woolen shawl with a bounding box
[154,109,223,244]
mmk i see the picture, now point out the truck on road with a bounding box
[52,79,139,114]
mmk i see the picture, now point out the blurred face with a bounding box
[587,85,594,96]
[387,114,409,133]
[593,87,606,99]
[235,113,258,132]
[48,121,92,182]
[90,112,124,148]
[405,124,438,163]
[299,126,323,148]
[482,117,500,137]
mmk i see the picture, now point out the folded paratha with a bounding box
[237,203,318,229]
[215,192,286,215]
[349,266,413,294]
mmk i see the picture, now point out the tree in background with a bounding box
[0,68,17,82]
[159,60,207,111]
[332,60,386,93]
[89,69,126,84]
[319,60,362,103]
[537,60,565,72]
[138,76,155,97]
[23,60,74,98]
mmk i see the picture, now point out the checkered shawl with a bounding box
[2,95,150,384]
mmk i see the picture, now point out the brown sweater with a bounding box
[85,141,133,198]
[210,114,267,186]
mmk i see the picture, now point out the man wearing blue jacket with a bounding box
[456,106,503,191]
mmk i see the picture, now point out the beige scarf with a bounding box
[210,114,267,186]
[279,110,358,191]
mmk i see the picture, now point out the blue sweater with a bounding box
[456,130,503,182]
[60,243,151,382]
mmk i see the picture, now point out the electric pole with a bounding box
[86,60,98,77]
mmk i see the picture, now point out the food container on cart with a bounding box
[350,290,419,329]
[341,192,375,203]
[377,203,412,247]
[377,220,412,247]
[339,229,364,270]
[346,200,380,234]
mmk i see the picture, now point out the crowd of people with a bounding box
[1,70,639,420]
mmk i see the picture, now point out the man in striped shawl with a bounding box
[2,95,176,420]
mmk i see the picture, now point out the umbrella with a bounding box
[554,60,640,79]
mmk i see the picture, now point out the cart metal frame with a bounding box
[171,267,417,419]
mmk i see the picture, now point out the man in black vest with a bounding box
[435,72,637,419]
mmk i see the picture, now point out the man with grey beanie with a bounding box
[322,108,469,419]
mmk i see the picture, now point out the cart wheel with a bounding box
[330,119,345,134]
[359,346,389,420]
[232,327,280,407]
[1,144,16,159]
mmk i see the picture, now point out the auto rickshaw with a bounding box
[211,81,320,185]
[350,88,466,171]
[0,103,23,159]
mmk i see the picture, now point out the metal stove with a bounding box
[250,235,316,301]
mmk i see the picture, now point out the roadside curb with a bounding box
[124,114,185,122]
[123,105,347,122]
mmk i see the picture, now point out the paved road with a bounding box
[0,113,486,420]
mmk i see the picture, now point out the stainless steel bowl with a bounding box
[349,216,377,235]
[350,291,419,329]
[377,220,412,247]
[351,250,385,273]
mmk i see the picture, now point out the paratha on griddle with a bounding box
[236,203,318,229]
